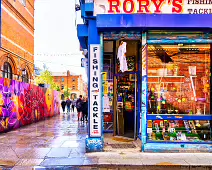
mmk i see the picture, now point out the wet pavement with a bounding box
[0,112,211,169]
[0,112,89,169]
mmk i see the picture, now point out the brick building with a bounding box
[0,0,34,83]
[52,71,87,99]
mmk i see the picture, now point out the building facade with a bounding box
[77,0,212,152]
[52,71,87,99]
[0,0,34,83]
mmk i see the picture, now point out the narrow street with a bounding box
[0,112,88,169]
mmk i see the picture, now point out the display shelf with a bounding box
[148,82,184,84]
[148,75,187,83]
[147,114,212,120]
[146,140,212,144]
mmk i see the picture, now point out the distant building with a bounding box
[52,71,87,99]
[0,0,34,83]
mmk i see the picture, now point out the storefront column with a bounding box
[85,19,104,152]
[141,32,148,152]
[210,43,212,138]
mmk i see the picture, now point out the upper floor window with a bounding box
[72,86,76,90]
[20,0,26,7]
[61,84,64,90]
[2,62,12,79]
[62,78,64,82]
[72,78,75,82]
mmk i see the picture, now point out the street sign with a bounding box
[81,58,88,67]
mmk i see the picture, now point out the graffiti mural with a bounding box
[0,78,60,132]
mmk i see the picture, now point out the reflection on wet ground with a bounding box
[0,112,89,169]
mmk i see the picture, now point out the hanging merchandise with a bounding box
[117,41,128,72]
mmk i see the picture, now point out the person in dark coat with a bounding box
[76,95,83,121]
[66,98,72,114]
[81,97,88,122]
[71,99,75,113]
[61,100,66,113]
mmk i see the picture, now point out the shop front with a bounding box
[77,0,212,152]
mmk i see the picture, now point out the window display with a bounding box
[147,119,211,142]
[147,43,211,142]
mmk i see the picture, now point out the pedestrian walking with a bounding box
[82,97,88,122]
[61,100,66,113]
[76,95,83,121]
[71,99,75,113]
[66,98,72,114]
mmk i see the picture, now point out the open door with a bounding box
[116,73,137,139]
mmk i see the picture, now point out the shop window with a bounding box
[22,69,29,83]
[146,41,211,142]
[147,44,210,115]
[2,62,12,79]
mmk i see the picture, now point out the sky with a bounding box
[34,0,86,80]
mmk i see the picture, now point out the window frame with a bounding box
[2,62,13,79]
[22,69,29,83]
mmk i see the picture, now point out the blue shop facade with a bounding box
[77,0,212,152]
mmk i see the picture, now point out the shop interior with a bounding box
[103,40,140,139]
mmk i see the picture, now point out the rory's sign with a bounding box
[89,44,102,137]
[94,0,212,15]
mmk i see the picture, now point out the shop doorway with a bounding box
[115,73,137,139]
[103,39,141,142]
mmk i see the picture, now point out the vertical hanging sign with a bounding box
[90,44,102,137]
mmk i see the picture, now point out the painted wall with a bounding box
[0,78,60,132]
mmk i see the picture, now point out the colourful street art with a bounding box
[0,78,60,132]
